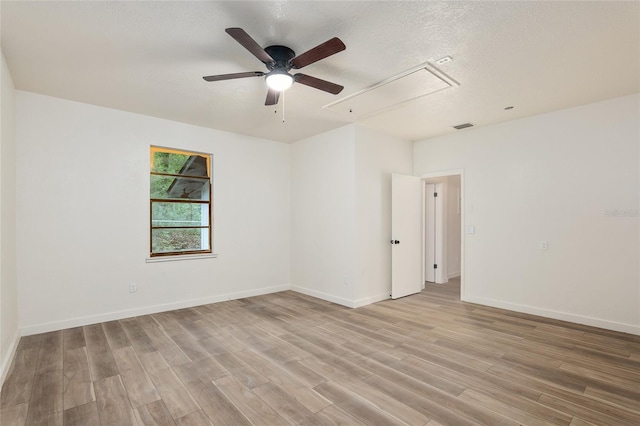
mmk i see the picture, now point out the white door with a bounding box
[391,173,423,299]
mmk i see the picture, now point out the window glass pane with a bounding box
[152,228,210,254]
[151,202,209,227]
[151,175,210,201]
[151,151,209,177]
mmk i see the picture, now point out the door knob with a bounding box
[390,240,400,244]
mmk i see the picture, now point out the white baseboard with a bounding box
[290,286,390,309]
[354,292,391,308]
[290,286,355,308]
[1,329,21,389]
[20,284,290,336]
[448,272,460,279]
[464,295,640,336]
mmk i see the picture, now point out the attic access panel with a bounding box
[324,63,458,119]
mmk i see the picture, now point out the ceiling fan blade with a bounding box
[203,71,264,82]
[265,88,280,106]
[225,28,274,64]
[290,37,346,69]
[294,73,344,95]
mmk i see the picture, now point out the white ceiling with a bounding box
[2,1,639,143]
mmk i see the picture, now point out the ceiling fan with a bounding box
[203,28,346,106]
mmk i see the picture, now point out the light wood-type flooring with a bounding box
[2,279,639,425]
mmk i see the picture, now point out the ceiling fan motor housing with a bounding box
[264,45,296,72]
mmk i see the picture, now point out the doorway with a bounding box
[421,171,464,299]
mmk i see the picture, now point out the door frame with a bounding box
[420,169,465,300]
[424,182,445,284]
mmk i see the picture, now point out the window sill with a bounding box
[145,253,218,263]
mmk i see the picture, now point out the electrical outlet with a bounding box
[129,283,137,293]
[539,241,548,251]
[343,275,348,286]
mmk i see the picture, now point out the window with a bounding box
[150,147,212,257]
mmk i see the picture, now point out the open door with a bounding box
[391,173,422,299]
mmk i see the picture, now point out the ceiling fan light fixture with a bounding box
[266,72,294,91]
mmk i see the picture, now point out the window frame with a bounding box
[149,146,213,258]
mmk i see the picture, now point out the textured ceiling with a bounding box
[2,1,639,143]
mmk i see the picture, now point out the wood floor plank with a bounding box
[167,333,209,362]
[102,321,132,351]
[313,380,408,426]
[143,326,190,367]
[385,354,468,396]
[174,409,214,426]
[213,351,270,389]
[138,351,170,375]
[62,327,86,351]
[337,376,431,425]
[559,361,640,392]
[63,347,95,409]
[315,404,368,426]
[35,331,63,374]
[134,400,176,426]
[150,313,184,337]
[120,318,156,354]
[16,334,43,352]
[84,324,118,381]
[172,356,228,385]
[538,387,640,424]
[583,385,640,412]
[0,402,29,426]
[93,375,136,426]
[252,382,318,425]
[197,335,231,356]
[361,373,479,426]
[25,370,63,425]
[537,393,638,426]
[213,374,289,426]
[1,348,39,408]
[63,401,100,426]
[393,352,542,402]
[136,315,161,329]
[458,388,554,426]
[146,367,199,419]
[26,410,62,426]
[112,346,161,408]
[281,359,327,388]
[233,348,331,413]
[180,380,250,426]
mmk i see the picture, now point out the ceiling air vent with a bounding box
[453,123,474,130]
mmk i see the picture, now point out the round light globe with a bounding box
[266,73,293,91]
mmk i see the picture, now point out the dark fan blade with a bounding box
[294,73,343,95]
[265,88,280,106]
[226,28,274,64]
[290,37,346,69]
[203,71,264,82]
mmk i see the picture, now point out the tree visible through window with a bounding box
[150,147,212,256]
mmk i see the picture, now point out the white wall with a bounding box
[290,124,412,307]
[354,126,413,305]
[290,126,356,306]
[446,175,461,278]
[414,94,640,334]
[0,51,19,385]
[16,91,290,334]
